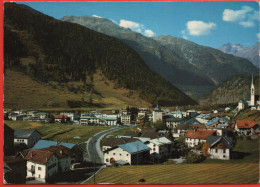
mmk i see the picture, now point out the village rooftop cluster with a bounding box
[3,77,260,184]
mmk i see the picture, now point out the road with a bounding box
[86,126,126,164]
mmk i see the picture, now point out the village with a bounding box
[4,77,260,184]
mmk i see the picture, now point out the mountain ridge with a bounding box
[61,15,258,99]
[4,2,196,108]
[219,42,259,69]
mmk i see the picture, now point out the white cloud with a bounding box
[119,19,155,37]
[239,21,254,27]
[222,6,259,28]
[186,21,216,36]
[144,30,155,37]
[257,33,260,40]
[92,15,103,18]
[119,19,142,32]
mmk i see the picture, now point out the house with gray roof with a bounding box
[104,141,151,165]
[206,136,233,160]
[14,129,42,148]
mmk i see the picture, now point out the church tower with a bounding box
[250,75,255,106]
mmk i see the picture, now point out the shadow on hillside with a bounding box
[48,168,94,183]
[231,151,251,159]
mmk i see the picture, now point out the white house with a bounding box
[104,117,118,126]
[185,129,216,148]
[121,115,131,124]
[165,117,182,129]
[238,99,248,111]
[14,129,42,148]
[104,141,150,165]
[234,120,259,136]
[22,150,58,182]
[206,136,233,160]
[80,116,100,125]
[146,137,173,159]
[22,145,73,182]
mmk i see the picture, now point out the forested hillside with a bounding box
[4,3,196,108]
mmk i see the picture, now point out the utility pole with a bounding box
[93,139,97,184]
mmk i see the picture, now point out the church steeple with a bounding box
[250,75,255,106]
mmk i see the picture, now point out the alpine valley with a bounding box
[61,15,258,99]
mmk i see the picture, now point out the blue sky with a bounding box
[16,1,259,48]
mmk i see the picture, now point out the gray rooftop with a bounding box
[14,129,41,139]
[206,136,233,149]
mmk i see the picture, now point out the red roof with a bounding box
[53,115,68,119]
[185,129,216,140]
[236,120,258,129]
[21,150,55,165]
[40,145,73,159]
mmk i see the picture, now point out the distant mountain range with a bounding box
[200,75,259,105]
[4,3,196,108]
[219,43,259,69]
[62,16,258,99]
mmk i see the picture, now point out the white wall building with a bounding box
[146,137,173,159]
[14,129,42,148]
[153,105,162,123]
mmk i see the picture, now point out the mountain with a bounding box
[4,2,196,109]
[219,43,260,69]
[199,75,259,105]
[61,16,258,99]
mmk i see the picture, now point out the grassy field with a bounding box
[235,109,260,121]
[104,126,140,138]
[86,163,258,184]
[5,121,112,144]
[4,69,150,110]
[88,137,259,184]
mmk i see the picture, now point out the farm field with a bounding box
[86,163,259,184]
[5,121,112,144]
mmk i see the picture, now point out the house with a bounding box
[104,141,151,165]
[175,124,205,136]
[104,117,118,126]
[206,136,233,160]
[32,140,84,163]
[140,128,158,139]
[102,137,139,152]
[185,129,216,148]
[80,116,100,125]
[21,149,59,182]
[121,114,131,124]
[234,120,259,136]
[38,145,73,174]
[4,124,15,156]
[4,155,27,184]
[14,129,42,149]
[146,137,173,159]
[53,115,69,123]
[165,117,182,129]
[195,114,211,124]
[238,99,248,111]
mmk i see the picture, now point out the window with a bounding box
[153,148,156,151]
[106,159,109,162]
[223,155,226,158]
[113,153,116,155]
[223,149,226,153]
[39,174,41,178]
[215,149,218,153]
[126,154,129,156]
[119,153,122,156]
[38,167,41,171]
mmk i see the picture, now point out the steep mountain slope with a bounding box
[219,43,260,69]
[199,75,259,105]
[62,16,258,99]
[4,3,196,108]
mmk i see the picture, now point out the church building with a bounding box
[249,76,260,110]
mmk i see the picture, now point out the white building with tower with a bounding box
[153,104,163,123]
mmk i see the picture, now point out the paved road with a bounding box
[86,126,126,164]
